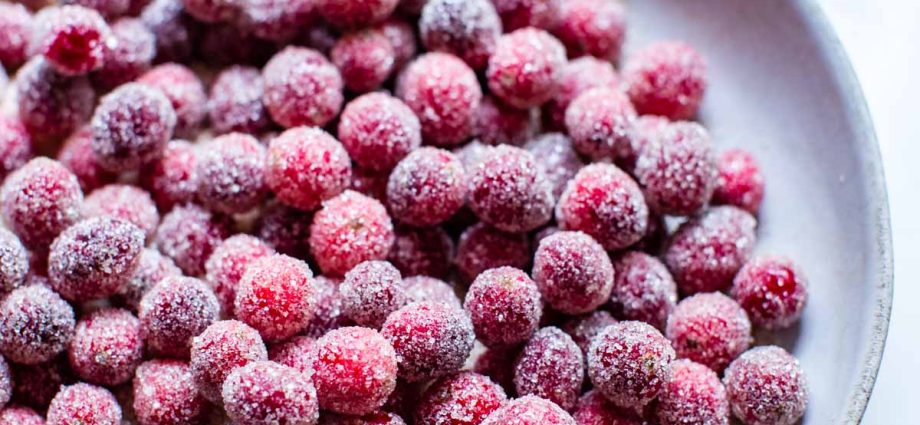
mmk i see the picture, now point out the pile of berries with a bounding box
[0,0,810,424]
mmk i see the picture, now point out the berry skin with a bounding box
[91,82,177,172]
[82,184,159,241]
[732,256,808,330]
[665,292,752,373]
[587,321,675,409]
[624,41,707,120]
[155,203,232,276]
[474,96,539,146]
[464,267,542,348]
[313,327,399,416]
[524,133,585,200]
[0,285,75,365]
[0,406,45,425]
[533,231,615,315]
[140,139,199,211]
[479,395,576,425]
[402,276,460,308]
[0,3,32,69]
[91,18,156,91]
[419,0,501,70]
[387,148,467,227]
[263,46,344,128]
[543,57,620,131]
[222,361,319,424]
[723,346,808,425]
[46,383,121,425]
[255,201,313,260]
[552,0,626,61]
[565,87,637,160]
[0,118,33,182]
[561,310,618,355]
[486,28,567,109]
[16,58,95,142]
[339,92,421,173]
[389,226,453,279]
[1,158,83,251]
[133,359,209,425]
[68,308,143,387]
[664,206,757,294]
[138,276,220,358]
[48,217,145,302]
[305,276,352,338]
[397,52,482,147]
[30,5,113,76]
[58,126,116,193]
[266,127,352,211]
[414,372,507,425]
[208,66,273,136]
[382,301,475,382]
[713,148,766,214]
[571,390,645,425]
[309,190,396,277]
[455,222,530,283]
[655,359,729,425]
[268,335,317,375]
[513,327,584,411]
[117,248,181,312]
[493,0,555,31]
[468,145,554,233]
[138,63,208,137]
[235,254,316,343]
[190,320,268,404]
[555,163,649,251]
[609,251,678,330]
[0,229,29,294]
[332,29,397,93]
[316,0,397,29]
[205,235,274,314]
[196,133,268,214]
[341,261,407,329]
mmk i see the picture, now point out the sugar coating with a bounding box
[382,301,474,382]
[9,162,87,249]
[455,222,530,283]
[414,372,507,425]
[133,359,209,425]
[610,251,678,330]
[468,145,554,233]
[533,231,614,315]
[732,256,808,330]
[0,229,28,294]
[634,121,716,216]
[389,226,454,279]
[388,147,467,227]
[666,292,752,373]
[0,406,44,425]
[396,52,482,147]
[117,248,181,312]
[0,356,9,408]
[0,117,32,182]
[138,63,207,137]
[571,390,645,425]
[552,0,626,61]
[524,133,585,200]
[419,0,501,70]
[565,87,637,160]
[267,126,353,211]
[235,254,316,342]
[255,201,313,260]
[304,276,352,338]
[402,276,461,309]
[453,139,492,172]
[617,115,670,176]
[474,345,520,393]
[0,284,75,365]
[268,335,316,375]
[341,261,407,329]
[16,57,95,142]
[723,346,808,425]
[587,321,675,409]
[378,18,417,69]
[317,0,397,28]
[654,359,729,425]
[182,0,238,22]
[222,361,319,424]
[91,18,155,90]
[46,383,121,425]
[561,310,618,355]
[713,148,765,214]
[155,203,232,275]
[555,163,649,251]
[263,46,344,128]
[138,275,220,358]
[493,0,555,31]
[140,0,195,63]
[197,133,267,214]
[0,2,32,68]
[486,28,567,109]
[332,29,396,93]
[68,308,143,386]
[310,190,395,277]
[543,58,619,132]
[241,0,316,42]
[140,140,199,211]
[82,184,160,241]
[60,125,115,192]
[664,206,757,294]
[30,5,112,76]
[48,217,145,302]
[91,82,177,172]
[190,320,268,403]
[313,327,398,415]
[209,65,273,135]
[474,96,539,146]
[339,92,421,172]
[624,41,707,120]
[513,327,584,411]
[11,357,67,409]
[479,395,576,425]
[205,235,274,314]
[464,267,542,347]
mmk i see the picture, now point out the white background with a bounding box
[818,0,920,422]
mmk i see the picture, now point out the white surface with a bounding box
[818,0,920,422]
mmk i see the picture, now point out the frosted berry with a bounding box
[415,372,507,425]
[464,267,542,347]
[0,229,29,294]
[304,276,352,338]
[402,276,461,309]
[205,235,274,314]
[117,248,181,312]
[208,66,272,135]
[332,29,396,93]
[341,261,406,329]
[196,133,267,214]
[138,275,220,358]
[0,118,32,182]
[382,301,474,382]
[263,46,344,128]
[493,0,555,31]
[235,254,316,342]
[713,148,765,214]
[138,63,207,137]
[68,308,143,386]
[655,359,729,425]
[82,184,159,241]
[524,133,585,199]
[240,0,316,43]
[133,360,209,425]
[268,335,316,375]
[91,82,177,172]
[624,41,707,120]
[587,321,675,409]
[310,190,395,276]
[455,223,530,283]
[255,201,313,260]
[0,3,32,68]
[182,0,238,23]
[723,346,808,425]
[190,320,268,403]
[552,0,626,61]
[479,396,576,425]
[30,6,112,76]
[555,163,649,251]
[339,93,421,172]
[222,361,319,424]
[388,148,467,227]
[572,390,644,425]
[664,206,757,294]
[666,292,752,373]
[533,231,614,315]
[487,28,566,109]
[313,327,398,415]
[732,256,808,330]
[7,157,81,237]
[514,327,584,411]
[609,251,677,330]
[389,226,453,279]
[474,96,539,146]
[561,310,617,355]
[10,357,67,409]
[16,58,95,142]
[468,145,554,233]
[140,139,199,211]
[419,0,501,70]
[46,383,121,425]
[140,0,195,63]
[634,121,716,216]
[565,87,637,160]
[0,284,75,365]
[267,127,352,211]
[155,204,232,275]
[91,18,155,90]
[317,0,397,28]
[378,18,417,70]
[543,56,620,131]
[618,115,670,172]
[0,406,44,425]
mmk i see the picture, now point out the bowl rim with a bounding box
[796,1,894,423]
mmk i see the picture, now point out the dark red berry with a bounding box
[388,226,453,280]
[587,321,675,409]
[388,147,467,227]
[140,0,196,64]
[415,372,507,425]
[138,275,220,358]
[514,327,584,411]
[57,126,115,193]
[655,359,730,425]
[205,235,274,314]
[565,87,636,160]
[313,327,398,415]
[46,383,121,425]
[634,121,716,216]
[208,65,273,135]
[0,158,83,251]
[140,139,199,211]
[0,285,75,365]
[91,82,176,172]
[82,184,159,241]
[68,308,143,386]
[713,148,765,214]
[190,320,268,403]
[609,251,677,330]
[561,310,618,355]
[322,412,407,425]
[732,256,808,330]
[155,203,232,275]
[255,201,313,260]
[552,0,625,61]
[91,18,156,90]
[133,360,209,425]
[341,261,407,329]
[266,127,352,211]
[474,96,539,146]
[487,28,566,109]
[30,5,112,76]
[455,222,530,283]
[468,145,554,233]
[479,396,576,425]
[263,46,344,128]
[309,190,395,277]
[533,231,615,315]
[196,133,267,214]
[117,248,181,312]
[665,292,752,373]
[543,57,619,131]
[138,63,208,137]
[332,29,396,93]
[198,22,274,67]
[464,267,542,348]
[235,254,316,342]
[493,0,556,31]
[222,361,319,424]
[382,302,475,382]
[419,0,501,70]
[316,0,398,29]
[624,41,707,120]
[339,92,421,172]
[182,0,238,23]
[723,346,808,425]
[16,58,95,142]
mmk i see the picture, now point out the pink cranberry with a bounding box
[313,327,399,415]
[155,203,232,275]
[140,0,196,64]
[565,87,637,160]
[666,292,752,373]
[91,82,177,172]
[487,28,566,109]
[572,390,645,425]
[268,335,316,375]
[382,301,474,382]
[240,0,316,43]
[713,148,766,214]
[332,29,396,93]
[388,148,467,227]
[655,359,729,425]
[16,58,95,142]
[138,63,207,137]
[235,254,316,342]
[552,0,626,61]
[455,222,530,283]
[263,46,344,128]
[190,320,268,403]
[464,267,542,347]
[316,0,397,28]
[402,276,460,308]
[138,275,220,358]
[0,406,44,425]
[419,0,501,70]
[473,345,520,393]
[57,126,115,192]
[732,256,808,330]
[664,206,757,294]
[255,201,313,260]
[341,261,406,329]
[133,360,209,425]
[524,133,585,199]
[624,41,707,120]
[545,57,619,131]
[82,184,159,241]
[196,133,267,214]
[493,0,555,31]
[514,327,584,410]
[389,226,453,279]
[208,66,272,135]
[587,321,675,409]
[0,3,32,68]
[222,361,319,424]
[610,251,677,330]
[723,346,808,425]
[474,96,539,146]
[0,118,32,182]
[30,6,112,76]
[561,310,618,355]
[0,229,28,294]
[91,18,156,90]
[309,190,395,277]
[267,127,352,212]
[480,396,576,425]
[339,92,421,172]
[377,18,416,70]
[0,284,75,365]
[47,383,121,425]
[68,308,143,386]
[415,372,507,425]
[634,121,716,216]
[397,52,482,147]
[1,158,83,251]
[181,0,238,23]
[468,145,554,233]
[117,248,181,312]
[533,231,614,315]
[555,163,649,251]
[304,276,352,338]
[205,235,274,314]
[140,139,199,211]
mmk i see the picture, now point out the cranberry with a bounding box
[332,29,396,93]
[389,226,453,279]
[209,66,273,135]
[196,133,268,214]
[415,372,507,425]
[91,18,155,90]
[487,28,566,109]
[713,148,765,214]
[140,0,196,64]
[572,390,644,425]
[0,229,29,294]
[533,231,615,315]
[473,345,519,393]
[723,346,808,425]
[468,145,554,233]
[235,254,316,342]
[474,96,539,146]
[634,121,716,216]
[455,222,530,283]
[313,327,399,415]
[377,18,416,70]
[222,361,319,424]
[624,41,707,120]
[138,63,207,137]
[587,321,675,409]
[263,46,344,128]
[255,201,313,260]
[0,406,44,425]
[46,383,121,425]
[133,360,209,425]
[0,285,75,365]
[0,118,32,182]
[382,301,474,382]
[205,235,274,314]
[514,327,584,410]
[316,0,397,29]
[117,248,181,312]
[310,190,395,276]
[339,92,421,172]
[140,139,199,211]
[561,310,618,355]
[58,126,115,193]
[266,127,352,211]
[655,359,729,425]
[552,0,625,61]
[732,256,808,330]
[493,0,555,31]
[565,87,637,160]
[82,184,159,241]
[339,261,404,329]
[30,5,112,76]
[0,158,82,251]
[68,308,143,386]
[618,113,671,173]
[524,133,585,199]
[402,276,460,308]
[268,335,316,375]
[16,58,95,142]
[304,276,352,338]
[198,22,275,67]
[543,57,620,131]
[241,0,316,43]
[419,0,501,70]
[464,267,542,347]
[351,166,390,203]
[190,320,268,403]
[480,396,576,425]
[609,251,677,330]
[388,148,467,227]
[138,275,220,358]
[155,203,232,275]
[0,3,32,68]
[91,82,177,172]
[666,292,752,373]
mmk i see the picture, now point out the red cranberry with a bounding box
[493,0,555,31]
[377,18,416,70]
[624,41,707,120]
[587,321,675,409]
[138,275,220,358]
[155,203,232,275]
[514,327,584,410]
[397,52,482,147]
[222,361,319,424]
[561,310,618,355]
[468,145,554,233]
[47,383,121,425]
[0,3,32,69]
[415,372,507,425]
[91,82,177,172]
[263,46,344,128]
[235,254,316,342]
[332,29,396,93]
[0,285,75,365]
[255,201,313,260]
[382,301,474,382]
[316,0,397,29]
[138,64,207,137]
[455,222,530,283]
[133,360,209,425]
[610,251,677,330]
[572,390,644,425]
[140,139,199,211]
[140,0,197,64]
[524,133,585,199]
[313,327,399,415]
[480,396,576,425]
[68,308,143,386]
[552,0,625,61]
[310,190,395,277]
[339,92,421,172]
[205,235,273,314]
[666,292,752,373]
[634,121,716,216]
[487,28,566,109]
[58,126,115,193]
[723,346,808,425]
[388,148,467,227]
[196,133,267,214]
[618,115,670,172]
[266,126,352,211]
[117,248,181,312]
[208,66,272,135]
[419,0,501,70]
[181,0,238,23]
[241,0,316,43]
[0,118,32,182]
[268,335,316,375]
[82,184,159,241]
[655,359,729,425]
[16,58,95,142]
[464,267,542,347]
[732,256,808,330]
[339,260,403,323]
[30,5,112,76]
[474,96,539,146]
[190,320,268,403]
[533,231,615,315]
[543,57,620,131]
[0,406,44,425]
[304,276,352,338]
[713,148,765,214]
[0,158,83,251]
[91,18,156,90]
[565,87,637,160]
[0,229,28,294]
[389,226,453,280]
[402,276,461,308]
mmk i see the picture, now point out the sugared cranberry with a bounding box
[543,57,620,131]
[332,29,396,93]
[0,3,32,68]
[16,58,95,142]
[552,0,625,61]
[487,28,566,109]
[713,148,765,214]
[205,235,274,314]
[0,118,32,182]
[666,292,752,373]
[140,139,198,211]
[263,46,344,128]
[464,267,542,347]
[723,346,808,425]
[389,226,453,279]
[46,383,121,425]
[474,96,538,146]
[388,148,467,227]
[587,321,675,409]
[196,133,267,214]
[341,261,406,329]
[117,248,181,312]
[133,360,209,425]
[1,158,83,252]
[30,6,112,76]
[155,203,232,275]
[0,285,75,365]
[241,0,316,43]
[402,276,461,308]
[0,229,29,294]
[572,390,644,425]
[624,41,707,120]
[82,184,159,241]
[138,63,207,137]
[561,310,618,355]
[609,251,677,330]
[208,66,273,135]
[468,145,554,233]
[455,222,530,283]
[316,0,397,29]
[235,254,316,342]
[58,126,115,193]
[304,276,352,338]
[222,361,319,424]
[266,127,352,211]
[91,18,155,90]
[140,0,196,64]
[91,82,176,172]
[415,372,507,425]
[382,301,474,382]
[480,396,576,425]
[339,92,421,172]
[190,320,268,403]
[68,308,143,386]
[418,0,501,70]
[493,0,555,31]
[634,121,716,216]
[268,335,316,375]
[514,327,584,410]
[524,133,584,200]
[618,115,670,172]
[473,345,519,393]
[377,18,416,70]
[655,359,729,425]
[138,275,220,358]
[313,327,399,415]
[310,190,395,276]
[255,201,313,260]
[181,0,238,23]
[533,231,614,315]
[565,87,636,160]
[0,406,44,425]
[11,357,68,409]
[732,256,808,330]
